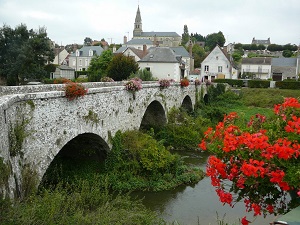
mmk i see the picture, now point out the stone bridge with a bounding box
[0,81,207,197]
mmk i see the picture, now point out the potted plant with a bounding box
[180,78,189,87]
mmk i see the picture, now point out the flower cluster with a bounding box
[64,82,88,101]
[124,79,142,92]
[180,78,189,87]
[100,76,114,82]
[199,98,300,220]
[158,79,171,88]
[194,79,201,86]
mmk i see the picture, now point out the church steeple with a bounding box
[133,5,143,37]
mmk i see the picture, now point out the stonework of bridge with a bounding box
[0,81,206,197]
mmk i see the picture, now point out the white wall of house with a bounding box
[139,62,181,81]
[241,64,271,79]
[200,46,232,81]
[53,49,69,65]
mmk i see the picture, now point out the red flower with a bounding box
[241,216,250,225]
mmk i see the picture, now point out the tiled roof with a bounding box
[126,39,153,45]
[70,46,104,57]
[272,58,297,67]
[140,32,180,37]
[139,47,179,63]
[171,46,190,57]
[242,57,272,65]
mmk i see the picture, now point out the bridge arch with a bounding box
[40,132,109,186]
[140,100,167,130]
[181,95,193,112]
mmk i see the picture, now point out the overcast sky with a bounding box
[0,0,299,46]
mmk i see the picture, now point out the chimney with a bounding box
[153,34,158,47]
[113,45,116,53]
[124,36,128,44]
[143,44,147,56]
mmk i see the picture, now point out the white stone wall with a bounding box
[0,82,204,197]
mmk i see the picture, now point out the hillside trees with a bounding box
[107,54,139,81]
[0,24,54,85]
[205,31,226,51]
[192,44,206,68]
[181,25,190,46]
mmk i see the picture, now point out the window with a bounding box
[72,59,76,66]
[204,65,209,72]
[85,59,88,66]
[218,66,222,72]
[89,49,93,56]
[146,67,150,71]
[79,59,82,66]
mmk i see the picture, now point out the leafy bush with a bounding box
[276,80,300,89]
[214,79,243,87]
[54,77,72,84]
[158,79,171,88]
[248,80,270,88]
[130,68,156,81]
[100,76,114,82]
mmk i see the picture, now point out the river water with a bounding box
[133,151,279,225]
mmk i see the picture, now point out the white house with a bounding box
[241,57,272,79]
[200,45,237,82]
[53,48,69,65]
[138,47,183,81]
[68,46,104,71]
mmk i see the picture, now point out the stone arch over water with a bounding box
[140,100,167,130]
[181,95,193,112]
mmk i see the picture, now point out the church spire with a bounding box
[133,5,143,37]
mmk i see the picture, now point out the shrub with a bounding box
[158,79,171,88]
[64,82,88,101]
[54,78,72,84]
[248,80,270,88]
[180,78,189,87]
[276,80,300,89]
[214,79,243,87]
[194,79,201,86]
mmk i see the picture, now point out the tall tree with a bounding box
[84,37,93,46]
[107,54,139,81]
[192,44,206,68]
[205,31,226,51]
[181,25,190,46]
[0,24,54,85]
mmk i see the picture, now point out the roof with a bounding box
[139,47,180,63]
[252,38,271,45]
[114,47,148,59]
[115,46,127,54]
[171,46,190,57]
[272,58,297,67]
[58,65,75,70]
[70,46,104,57]
[139,32,180,37]
[125,39,153,45]
[241,57,272,65]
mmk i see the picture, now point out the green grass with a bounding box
[240,88,300,108]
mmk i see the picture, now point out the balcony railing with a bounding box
[242,69,270,74]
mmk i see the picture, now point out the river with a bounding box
[133,151,279,225]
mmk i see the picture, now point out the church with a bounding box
[132,5,181,47]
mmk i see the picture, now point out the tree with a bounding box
[87,49,113,81]
[205,31,226,51]
[234,43,243,50]
[282,49,293,58]
[0,24,54,85]
[107,54,139,81]
[84,37,93,46]
[191,32,205,42]
[192,44,206,68]
[181,25,190,46]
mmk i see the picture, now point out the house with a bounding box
[68,46,104,71]
[251,37,271,47]
[114,45,148,62]
[52,48,69,65]
[51,65,75,80]
[271,57,300,81]
[171,46,193,77]
[241,57,272,79]
[132,5,181,47]
[138,47,184,81]
[122,38,153,50]
[200,45,238,82]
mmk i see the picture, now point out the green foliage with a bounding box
[87,49,113,80]
[232,51,242,62]
[205,31,226,51]
[181,24,190,45]
[20,164,39,200]
[156,108,211,151]
[214,79,243,87]
[240,88,300,108]
[248,80,270,88]
[0,157,10,195]
[192,44,206,67]
[282,49,293,58]
[107,54,139,81]
[83,110,99,124]
[0,24,54,85]
[276,80,300,89]
[9,117,30,157]
[130,68,156,81]
[44,64,57,73]
[0,179,162,225]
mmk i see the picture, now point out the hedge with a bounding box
[276,81,300,89]
[213,79,243,87]
[248,80,270,88]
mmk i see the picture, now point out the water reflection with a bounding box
[133,151,278,225]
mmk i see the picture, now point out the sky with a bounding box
[0,0,299,46]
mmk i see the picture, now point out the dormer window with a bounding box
[89,49,93,56]
[75,49,79,57]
